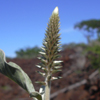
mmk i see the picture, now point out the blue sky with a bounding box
[0,0,100,57]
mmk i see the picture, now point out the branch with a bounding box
[51,70,99,99]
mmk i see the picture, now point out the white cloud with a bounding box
[61,27,75,34]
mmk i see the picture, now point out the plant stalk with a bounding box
[44,75,51,100]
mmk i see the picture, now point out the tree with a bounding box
[85,43,100,72]
[74,19,100,43]
[15,46,41,59]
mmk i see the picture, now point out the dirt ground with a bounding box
[0,48,100,100]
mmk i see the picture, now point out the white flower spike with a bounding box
[53,6,59,14]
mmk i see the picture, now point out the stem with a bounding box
[44,77,51,100]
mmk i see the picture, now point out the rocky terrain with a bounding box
[0,47,100,100]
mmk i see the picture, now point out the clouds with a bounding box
[61,27,76,34]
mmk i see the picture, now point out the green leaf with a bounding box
[53,66,62,69]
[51,69,62,74]
[51,76,62,80]
[35,81,46,85]
[36,71,46,77]
[30,91,42,100]
[36,65,47,73]
[52,60,63,66]
[0,49,42,100]
[39,85,45,100]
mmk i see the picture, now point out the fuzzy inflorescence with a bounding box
[36,7,62,84]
